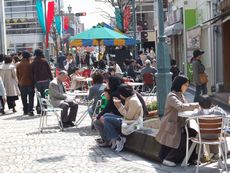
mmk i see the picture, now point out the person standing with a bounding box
[192,49,207,102]
[16,51,34,116]
[170,59,180,81]
[32,49,53,114]
[56,51,66,70]
[0,56,20,113]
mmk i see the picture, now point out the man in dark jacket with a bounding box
[16,51,34,116]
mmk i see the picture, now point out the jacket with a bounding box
[16,59,33,86]
[118,94,143,135]
[155,91,199,149]
[192,59,206,86]
[32,58,53,83]
[0,64,20,96]
[49,78,67,107]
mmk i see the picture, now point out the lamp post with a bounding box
[155,0,171,117]
[131,0,137,59]
[0,0,6,54]
[66,4,72,53]
[57,0,63,52]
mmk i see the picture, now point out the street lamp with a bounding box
[131,0,137,59]
[66,4,72,53]
[155,0,171,117]
[67,4,72,14]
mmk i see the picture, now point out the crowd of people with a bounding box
[0,47,226,165]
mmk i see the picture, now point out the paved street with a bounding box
[0,92,229,173]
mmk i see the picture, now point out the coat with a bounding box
[16,59,33,86]
[192,59,206,86]
[0,64,20,96]
[155,91,199,149]
[49,78,67,107]
[118,94,143,135]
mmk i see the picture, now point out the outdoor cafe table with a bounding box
[125,82,144,91]
[178,112,230,167]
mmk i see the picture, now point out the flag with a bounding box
[36,0,46,33]
[46,1,55,48]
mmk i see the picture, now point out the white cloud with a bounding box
[64,0,115,29]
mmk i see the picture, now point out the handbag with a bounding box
[199,73,208,84]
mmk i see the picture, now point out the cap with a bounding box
[193,49,204,58]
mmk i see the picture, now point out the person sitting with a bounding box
[140,59,157,91]
[87,72,106,117]
[103,84,143,152]
[64,53,76,76]
[180,95,228,162]
[49,70,78,128]
[156,75,199,167]
[93,76,123,147]
[127,60,136,80]
[70,67,83,91]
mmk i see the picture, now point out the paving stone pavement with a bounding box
[0,94,229,173]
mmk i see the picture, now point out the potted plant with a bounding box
[146,100,158,117]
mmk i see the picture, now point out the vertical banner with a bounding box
[123,5,131,33]
[46,1,55,48]
[115,8,123,31]
[63,16,69,31]
[36,0,46,33]
[55,16,61,35]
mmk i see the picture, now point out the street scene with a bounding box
[0,0,230,173]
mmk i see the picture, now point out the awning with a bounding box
[164,22,183,36]
[202,9,230,25]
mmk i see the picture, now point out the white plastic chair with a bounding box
[35,89,63,132]
[185,115,229,173]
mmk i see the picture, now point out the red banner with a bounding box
[64,16,69,31]
[123,5,131,33]
[46,1,55,48]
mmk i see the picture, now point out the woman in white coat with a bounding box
[0,56,20,113]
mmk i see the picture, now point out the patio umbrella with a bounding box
[69,24,137,52]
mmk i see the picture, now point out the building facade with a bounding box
[4,0,43,53]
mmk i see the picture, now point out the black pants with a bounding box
[59,100,78,122]
[159,127,197,163]
[19,86,34,113]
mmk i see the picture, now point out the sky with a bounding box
[63,0,115,29]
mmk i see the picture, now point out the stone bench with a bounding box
[124,118,161,162]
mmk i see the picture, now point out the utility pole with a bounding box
[132,0,137,59]
[155,0,171,117]
[0,0,7,54]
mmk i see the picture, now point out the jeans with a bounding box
[35,81,50,112]
[194,84,207,102]
[19,86,34,113]
[103,113,122,141]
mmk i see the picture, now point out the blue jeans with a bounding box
[194,84,207,102]
[19,86,34,113]
[103,113,122,141]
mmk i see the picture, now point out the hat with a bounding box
[193,49,204,58]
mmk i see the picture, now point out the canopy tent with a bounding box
[69,24,137,48]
